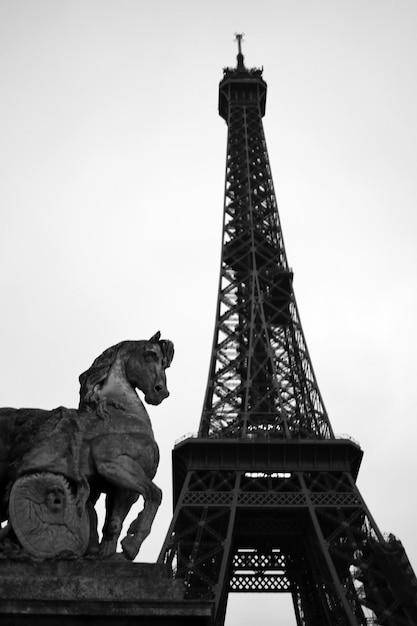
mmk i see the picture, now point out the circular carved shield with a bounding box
[9,472,90,558]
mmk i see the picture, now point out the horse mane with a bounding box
[159,339,174,369]
[147,330,174,369]
[78,341,128,412]
[78,333,174,413]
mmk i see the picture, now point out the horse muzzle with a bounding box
[145,386,170,405]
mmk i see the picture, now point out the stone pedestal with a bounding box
[0,560,213,625]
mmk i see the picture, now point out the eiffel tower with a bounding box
[158,36,417,626]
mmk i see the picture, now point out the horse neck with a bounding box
[100,355,146,417]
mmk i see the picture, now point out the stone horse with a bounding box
[0,332,174,560]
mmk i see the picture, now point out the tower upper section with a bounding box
[218,38,267,120]
[199,39,333,440]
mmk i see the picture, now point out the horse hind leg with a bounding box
[121,479,162,561]
[99,490,139,558]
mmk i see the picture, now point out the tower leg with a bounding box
[212,474,240,626]
[299,473,366,626]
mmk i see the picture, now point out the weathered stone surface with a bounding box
[0,333,175,561]
[0,560,213,625]
[9,472,90,558]
[0,559,181,601]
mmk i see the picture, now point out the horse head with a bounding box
[125,331,174,405]
[78,332,175,412]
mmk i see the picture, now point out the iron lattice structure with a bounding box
[159,40,417,626]
[200,54,331,442]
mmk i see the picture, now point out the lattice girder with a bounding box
[159,435,417,625]
[200,72,332,440]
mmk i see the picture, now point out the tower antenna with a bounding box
[234,32,245,69]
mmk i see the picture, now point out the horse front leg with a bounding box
[121,479,162,561]
[91,439,161,560]
[99,489,138,558]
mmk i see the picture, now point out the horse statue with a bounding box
[0,331,174,560]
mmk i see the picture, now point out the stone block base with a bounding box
[0,559,213,625]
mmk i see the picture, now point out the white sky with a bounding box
[1,2,417,624]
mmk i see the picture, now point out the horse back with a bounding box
[0,408,18,468]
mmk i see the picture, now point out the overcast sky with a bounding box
[1,2,417,624]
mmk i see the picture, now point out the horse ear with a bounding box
[149,331,161,343]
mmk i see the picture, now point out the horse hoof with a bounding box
[86,544,100,556]
[98,540,117,558]
[121,536,139,561]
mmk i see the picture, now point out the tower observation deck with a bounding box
[159,38,417,626]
